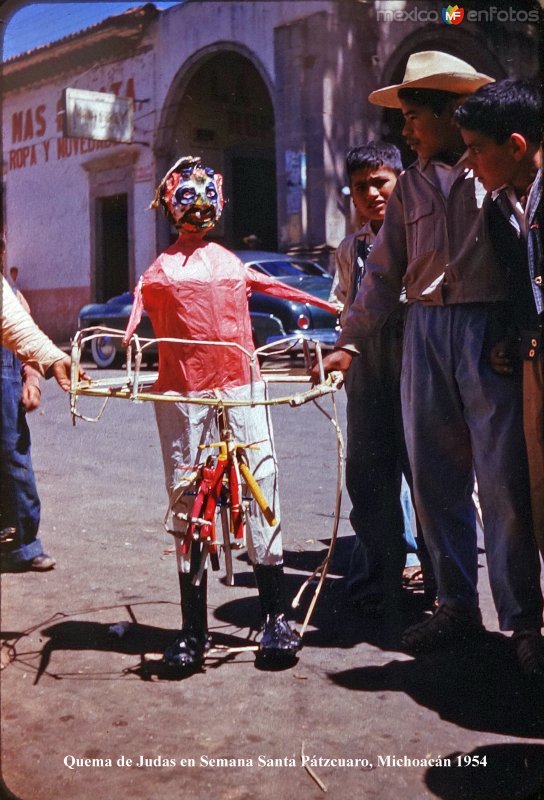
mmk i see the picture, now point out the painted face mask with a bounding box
[151,155,224,232]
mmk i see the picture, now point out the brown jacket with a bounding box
[337,157,509,350]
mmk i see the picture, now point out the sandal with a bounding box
[513,630,544,677]
[402,566,424,587]
[401,606,484,654]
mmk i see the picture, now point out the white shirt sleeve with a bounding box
[1,275,66,371]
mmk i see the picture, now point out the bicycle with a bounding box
[167,404,278,587]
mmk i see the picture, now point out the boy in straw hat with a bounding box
[313,52,544,675]
[124,156,338,673]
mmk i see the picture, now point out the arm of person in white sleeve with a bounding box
[1,275,87,391]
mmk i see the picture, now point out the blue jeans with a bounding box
[402,303,542,631]
[402,475,419,568]
[0,347,43,564]
[345,308,423,600]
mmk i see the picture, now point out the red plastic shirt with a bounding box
[124,240,336,393]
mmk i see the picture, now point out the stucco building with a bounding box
[1,0,540,339]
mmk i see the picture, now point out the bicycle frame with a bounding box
[170,407,278,586]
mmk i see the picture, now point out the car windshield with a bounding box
[289,260,326,276]
[253,260,325,278]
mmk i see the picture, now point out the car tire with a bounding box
[90,335,124,368]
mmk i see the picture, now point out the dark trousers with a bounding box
[0,347,43,564]
[402,303,542,631]
[345,308,419,600]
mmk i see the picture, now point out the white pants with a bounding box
[154,382,283,572]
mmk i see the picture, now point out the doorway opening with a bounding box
[169,50,276,249]
[96,193,128,301]
[231,156,277,250]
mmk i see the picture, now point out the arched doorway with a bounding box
[159,50,277,250]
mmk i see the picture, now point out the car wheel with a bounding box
[90,335,124,368]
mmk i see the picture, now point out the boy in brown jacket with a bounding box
[315,53,544,676]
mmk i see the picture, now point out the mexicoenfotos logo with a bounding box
[375,4,538,24]
[442,5,464,25]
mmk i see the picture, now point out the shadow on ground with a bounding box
[0,599,260,685]
[218,538,432,653]
[329,631,544,739]
[424,743,544,800]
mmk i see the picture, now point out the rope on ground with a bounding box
[291,393,344,637]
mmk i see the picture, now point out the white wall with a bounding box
[3,47,155,294]
[154,1,332,119]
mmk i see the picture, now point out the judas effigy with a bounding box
[124,156,337,672]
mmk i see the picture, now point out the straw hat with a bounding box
[369,51,494,108]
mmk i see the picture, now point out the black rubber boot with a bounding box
[163,545,211,670]
[253,564,302,655]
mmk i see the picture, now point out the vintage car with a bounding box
[77,250,339,367]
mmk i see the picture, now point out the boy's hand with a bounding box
[49,356,90,392]
[50,356,73,391]
[310,349,353,385]
[489,340,514,375]
[21,382,41,412]
[20,364,42,411]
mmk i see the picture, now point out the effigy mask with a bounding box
[151,155,224,232]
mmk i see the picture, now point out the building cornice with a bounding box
[2,3,159,93]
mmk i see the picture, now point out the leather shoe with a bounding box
[402,605,483,653]
[28,554,56,571]
[513,630,544,677]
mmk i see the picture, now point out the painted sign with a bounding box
[63,88,134,143]
[6,78,138,171]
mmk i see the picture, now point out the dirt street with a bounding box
[1,367,543,800]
